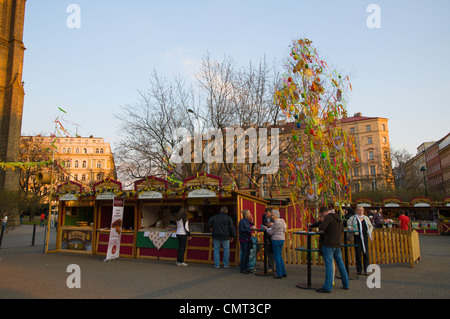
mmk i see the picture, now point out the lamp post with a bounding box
[186,109,210,174]
[420,166,428,197]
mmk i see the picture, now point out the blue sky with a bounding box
[21,0,450,156]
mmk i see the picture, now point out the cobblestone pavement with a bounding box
[0,225,449,304]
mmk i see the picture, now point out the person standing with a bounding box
[316,206,349,293]
[206,206,236,269]
[262,207,275,272]
[239,209,255,274]
[2,214,8,234]
[40,213,45,227]
[175,207,191,266]
[398,210,411,230]
[347,205,373,275]
[372,208,384,228]
[263,210,287,279]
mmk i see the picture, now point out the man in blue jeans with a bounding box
[317,207,349,293]
[206,206,236,268]
[238,209,255,274]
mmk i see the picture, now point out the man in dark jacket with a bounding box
[316,207,349,293]
[206,206,236,268]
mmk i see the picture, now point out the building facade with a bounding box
[20,135,117,191]
[439,135,450,194]
[423,132,450,193]
[404,142,433,191]
[340,113,393,192]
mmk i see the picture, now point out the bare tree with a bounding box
[115,53,287,193]
[194,53,287,191]
[114,71,206,188]
[391,147,413,189]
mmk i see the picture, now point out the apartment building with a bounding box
[20,135,116,190]
[340,113,394,192]
[425,133,450,193]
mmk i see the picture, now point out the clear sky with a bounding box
[20,0,450,156]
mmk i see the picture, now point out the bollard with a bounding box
[32,223,36,246]
[0,225,4,248]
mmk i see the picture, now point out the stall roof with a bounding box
[232,191,269,205]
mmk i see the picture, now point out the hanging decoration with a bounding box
[274,38,358,215]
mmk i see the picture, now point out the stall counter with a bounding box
[136,229,237,265]
[60,226,93,253]
[96,229,136,257]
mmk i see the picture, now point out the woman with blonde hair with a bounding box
[175,207,191,266]
[263,210,287,279]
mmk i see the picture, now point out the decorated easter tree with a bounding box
[274,38,358,219]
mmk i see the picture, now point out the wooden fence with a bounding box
[253,228,421,268]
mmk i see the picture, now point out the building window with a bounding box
[81,174,86,181]
[354,167,360,176]
[97,161,101,168]
[367,137,373,145]
[82,161,87,168]
[100,148,104,154]
[368,150,375,160]
[383,136,387,143]
[381,124,386,131]
[96,173,101,181]
[74,160,79,168]
[74,174,78,180]
[83,148,87,154]
[95,148,99,154]
[67,148,71,153]
[350,127,355,134]
[366,125,371,132]
[370,165,376,175]
[76,148,80,154]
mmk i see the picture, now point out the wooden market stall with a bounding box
[183,173,268,266]
[134,176,183,261]
[56,181,95,254]
[440,196,450,234]
[353,196,444,235]
[94,178,138,257]
[135,173,269,266]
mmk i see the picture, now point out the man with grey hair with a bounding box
[206,206,236,268]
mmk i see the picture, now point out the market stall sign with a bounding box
[59,193,78,201]
[96,192,116,200]
[385,203,400,207]
[413,202,431,207]
[187,189,216,198]
[138,191,163,199]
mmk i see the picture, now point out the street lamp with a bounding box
[187,109,208,122]
[186,109,210,174]
[420,166,428,197]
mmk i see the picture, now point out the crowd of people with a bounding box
[172,204,412,294]
[2,203,413,293]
